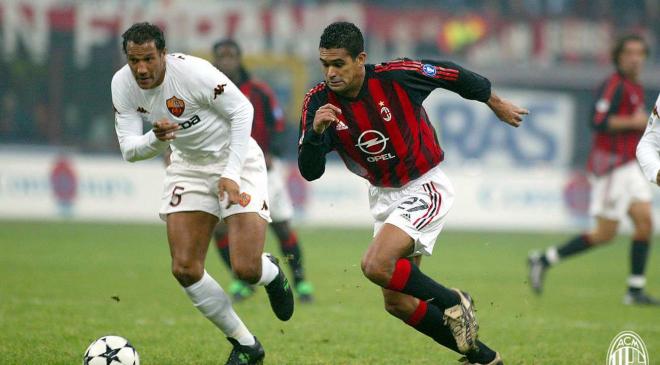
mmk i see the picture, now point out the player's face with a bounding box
[618,40,647,80]
[319,48,366,97]
[213,45,241,82]
[126,41,167,90]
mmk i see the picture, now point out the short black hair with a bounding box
[612,34,648,67]
[212,39,242,56]
[319,21,364,58]
[121,22,166,54]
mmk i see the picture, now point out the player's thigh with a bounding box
[166,211,218,264]
[225,212,268,269]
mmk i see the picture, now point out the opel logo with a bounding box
[355,130,389,155]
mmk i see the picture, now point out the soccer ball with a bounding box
[83,335,140,365]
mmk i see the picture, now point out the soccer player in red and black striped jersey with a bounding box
[299,22,528,364]
[212,39,314,303]
[529,34,659,305]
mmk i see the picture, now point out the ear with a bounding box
[356,52,367,66]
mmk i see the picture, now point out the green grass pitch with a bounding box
[0,221,658,364]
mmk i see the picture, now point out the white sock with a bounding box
[628,275,646,289]
[256,253,279,286]
[184,270,255,346]
[545,247,560,265]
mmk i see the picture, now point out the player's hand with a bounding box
[218,177,240,209]
[487,93,529,128]
[153,118,180,141]
[632,108,649,130]
[313,104,342,134]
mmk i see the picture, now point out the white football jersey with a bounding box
[112,53,254,184]
[636,93,660,184]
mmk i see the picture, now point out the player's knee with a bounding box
[383,298,409,320]
[634,223,653,241]
[232,260,262,284]
[361,258,390,286]
[171,260,204,287]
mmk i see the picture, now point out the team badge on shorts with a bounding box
[166,96,185,117]
[421,64,437,77]
[238,192,252,207]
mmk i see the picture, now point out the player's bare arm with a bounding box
[153,118,180,141]
[313,103,342,134]
[608,108,648,131]
[486,92,529,128]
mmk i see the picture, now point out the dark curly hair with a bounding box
[319,21,364,58]
[612,34,648,68]
[121,22,166,54]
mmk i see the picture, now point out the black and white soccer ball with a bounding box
[83,335,140,365]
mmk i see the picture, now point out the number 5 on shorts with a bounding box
[170,186,184,207]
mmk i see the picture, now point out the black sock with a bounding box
[541,235,592,266]
[629,240,650,294]
[272,222,305,286]
[558,235,592,258]
[215,234,232,270]
[406,300,496,362]
[388,258,459,310]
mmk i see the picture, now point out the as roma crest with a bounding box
[238,192,252,207]
[166,96,185,117]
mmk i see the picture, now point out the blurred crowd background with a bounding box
[1,0,659,167]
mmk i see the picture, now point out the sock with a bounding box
[405,300,496,362]
[387,258,459,310]
[276,227,305,285]
[256,253,279,286]
[629,240,650,294]
[542,235,591,266]
[183,270,254,346]
[215,234,232,270]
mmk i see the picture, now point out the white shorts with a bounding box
[589,161,652,220]
[268,158,294,222]
[369,165,455,256]
[159,140,271,222]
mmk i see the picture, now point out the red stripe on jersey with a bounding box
[406,300,428,327]
[350,100,392,186]
[375,60,423,73]
[368,79,411,184]
[388,258,412,291]
[326,92,376,183]
[593,74,622,126]
[393,83,432,174]
[300,83,325,140]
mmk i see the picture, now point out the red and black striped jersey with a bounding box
[298,59,491,188]
[237,77,285,156]
[587,72,645,176]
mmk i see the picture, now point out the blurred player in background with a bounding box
[211,39,314,303]
[528,35,659,305]
[112,22,294,364]
[299,22,528,365]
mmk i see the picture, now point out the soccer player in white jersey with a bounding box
[112,22,294,364]
[637,94,660,184]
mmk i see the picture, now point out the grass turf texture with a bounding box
[0,221,658,364]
